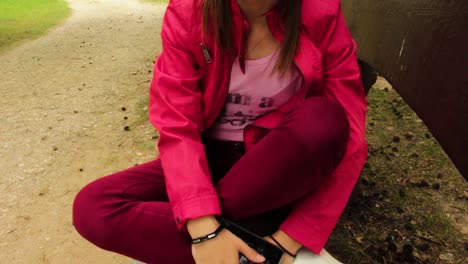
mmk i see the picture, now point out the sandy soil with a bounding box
[0,0,166,263]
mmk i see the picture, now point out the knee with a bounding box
[73,182,100,241]
[282,97,350,157]
[73,180,116,250]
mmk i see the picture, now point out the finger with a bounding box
[238,242,266,263]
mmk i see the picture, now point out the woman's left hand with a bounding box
[263,236,295,264]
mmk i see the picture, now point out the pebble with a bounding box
[439,253,454,261]
[404,132,414,140]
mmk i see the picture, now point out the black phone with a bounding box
[217,217,283,264]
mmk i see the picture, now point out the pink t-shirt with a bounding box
[206,50,303,141]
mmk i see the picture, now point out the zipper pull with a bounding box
[201,43,212,64]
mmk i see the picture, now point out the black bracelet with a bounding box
[191,223,225,244]
[268,235,297,258]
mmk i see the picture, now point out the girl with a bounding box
[73,0,368,263]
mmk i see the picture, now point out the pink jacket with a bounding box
[149,0,368,253]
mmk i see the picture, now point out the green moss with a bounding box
[0,0,71,51]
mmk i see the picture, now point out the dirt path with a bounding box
[0,0,166,262]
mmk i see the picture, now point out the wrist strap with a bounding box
[268,235,297,258]
[191,223,225,244]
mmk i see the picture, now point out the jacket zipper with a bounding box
[201,43,212,64]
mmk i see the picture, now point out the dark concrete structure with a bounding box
[343,0,468,179]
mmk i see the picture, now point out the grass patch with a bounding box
[0,0,71,51]
[134,97,150,127]
[137,141,156,152]
[328,86,467,263]
[126,96,159,154]
[100,154,120,167]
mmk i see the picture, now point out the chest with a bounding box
[244,19,280,60]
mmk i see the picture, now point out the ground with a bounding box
[0,0,164,263]
[0,0,466,263]
[329,81,467,263]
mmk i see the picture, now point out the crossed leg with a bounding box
[72,97,349,264]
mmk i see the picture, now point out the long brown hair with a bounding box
[202,0,302,73]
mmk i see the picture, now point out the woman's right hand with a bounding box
[188,216,266,264]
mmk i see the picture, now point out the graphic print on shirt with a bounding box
[206,50,302,141]
[216,93,275,127]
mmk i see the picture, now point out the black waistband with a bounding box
[202,137,245,153]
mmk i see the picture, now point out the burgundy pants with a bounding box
[72,97,349,264]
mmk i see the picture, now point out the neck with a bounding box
[236,0,278,21]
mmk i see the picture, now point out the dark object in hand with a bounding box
[218,217,283,264]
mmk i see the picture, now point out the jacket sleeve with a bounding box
[148,0,221,230]
[279,4,368,253]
